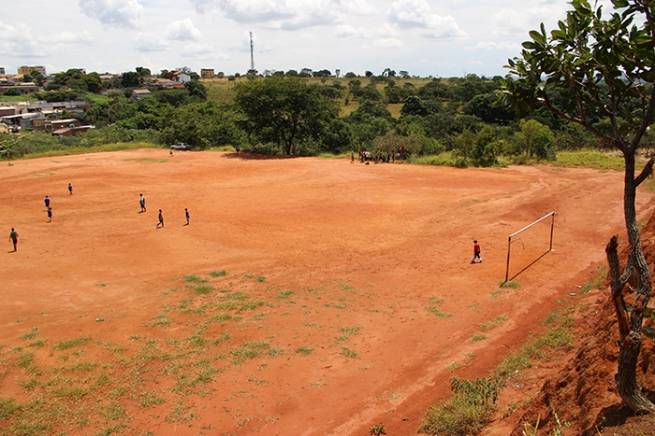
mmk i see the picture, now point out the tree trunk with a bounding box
[609,149,655,413]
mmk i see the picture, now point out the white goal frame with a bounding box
[504,211,556,283]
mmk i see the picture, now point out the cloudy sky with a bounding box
[0,0,577,77]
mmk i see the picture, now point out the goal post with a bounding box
[504,211,556,283]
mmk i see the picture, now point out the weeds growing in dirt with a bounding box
[421,307,577,435]
[295,346,314,355]
[580,265,608,294]
[20,328,39,341]
[54,337,92,351]
[427,296,450,319]
[341,347,358,359]
[208,270,227,278]
[337,326,361,342]
[183,274,205,283]
[370,423,387,435]
[479,315,508,332]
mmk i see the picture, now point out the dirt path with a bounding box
[0,150,650,435]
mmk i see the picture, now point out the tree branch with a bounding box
[635,157,655,187]
[542,92,615,144]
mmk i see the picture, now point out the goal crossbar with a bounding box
[504,211,556,283]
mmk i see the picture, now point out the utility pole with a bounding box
[249,32,255,71]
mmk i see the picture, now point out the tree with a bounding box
[401,96,429,116]
[464,93,515,124]
[234,76,339,155]
[513,119,555,160]
[121,71,141,88]
[185,80,207,100]
[507,0,655,413]
[135,67,151,78]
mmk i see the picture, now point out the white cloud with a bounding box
[48,31,93,45]
[389,0,465,39]
[0,21,46,58]
[135,33,167,52]
[192,0,373,30]
[167,19,202,41]
[79,0,143,28]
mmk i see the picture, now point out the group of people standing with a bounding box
[8,186,191,253]
[139,193,190,228]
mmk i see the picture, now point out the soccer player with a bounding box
[139,194,146,213]
[68,183,73,195]
[471,240,482,264]
[9,228,18,252]
[47,207,53,223]
[184,208,190,226]
[156,209,164,229]
[44,195,50,208]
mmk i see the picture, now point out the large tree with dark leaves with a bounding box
[507,0,655,413]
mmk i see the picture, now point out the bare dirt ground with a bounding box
[0,149,652,435]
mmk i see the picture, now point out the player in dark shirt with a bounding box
[9,228,18,252]
[156,209,164,229]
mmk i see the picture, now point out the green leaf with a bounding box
[529,30,546,45]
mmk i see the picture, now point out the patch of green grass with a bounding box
[20,327,39,341]
[420,377,501,435]
[150,314,171,327]
[244,273,267,283]
[20,378,39,391]
[101,402,126,421]
[183,274,206,283]
[230,341,281,365]
[480,315,508,332]
[53,386,88,400]
[427,296,450,319]
[0,398,21,419]
[54,336,92,351]
[16,351,35,369]
[580,265,608,294]
[421,307,575,435]
[499,280,521,289]
[341,347,359,359]
[471,334,487,342]
[295,346,314,355]
[190,283,214,295]
[278,290,295,299]
[337,326,362,342]
[67,362,98,372]
[553,149,629,171]
[407,152,456,167]
[166,400,195,424]
[28,340,45,348]
[139,391,165,408]
[208,270,227,278]
[338,281,355,292]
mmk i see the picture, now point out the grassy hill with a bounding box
[202,77,433,119]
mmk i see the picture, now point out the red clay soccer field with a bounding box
[0,149,652,435]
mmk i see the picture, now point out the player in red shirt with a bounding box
[471,240,482,264]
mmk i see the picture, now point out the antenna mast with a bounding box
[249,32,255,71]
